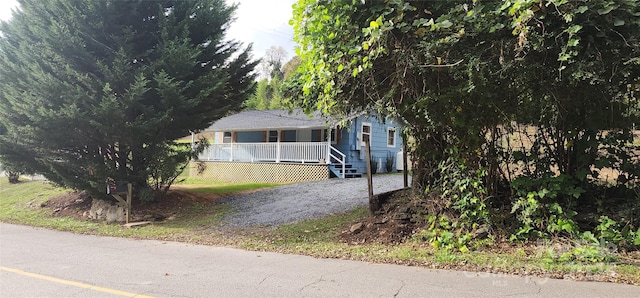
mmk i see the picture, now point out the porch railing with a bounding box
[198,142,331,164]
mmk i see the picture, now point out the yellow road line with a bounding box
[0,266,154,298]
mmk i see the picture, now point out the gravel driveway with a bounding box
[219,174,410,227]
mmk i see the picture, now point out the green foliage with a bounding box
[540,243,618,264]
[385,152,395,173]
[595,216,640,249]
[244,48,298,111]
[510,175,582,241]
[0,0,257,201]
[0,123,35,183]
[289,0,640,248]
[414,215,474,253]
[414,153,490,251]
[370,156,378,174]
[430,153,490,227]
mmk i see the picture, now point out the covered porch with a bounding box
[198,141,340,164]
[191,110,347,182]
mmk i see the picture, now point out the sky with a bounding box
[0,0,297,61]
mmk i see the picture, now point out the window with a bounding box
[282,130,296,142]
[311,129,322,142]
[267,130,278,142]
[222,132,232,143]
[325,126,340,144]
[387,128,396,147]
[362,123,371,144]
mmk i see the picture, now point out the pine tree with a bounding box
[0,0,258,200]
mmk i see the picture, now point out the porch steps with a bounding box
[329,164,362,179]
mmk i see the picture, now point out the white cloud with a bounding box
[0,0,20,21]
[226,0,297,61]
[0,0,297,61]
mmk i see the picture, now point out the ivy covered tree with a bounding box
[0,0,257,200]
[288,0,640,247]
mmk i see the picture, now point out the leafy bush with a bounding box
[595,216,640,250]
[385,153,395,173]
[414,215,474,253]
[370,156,378,174]
[415,151,490,251]
[510,174,582,241]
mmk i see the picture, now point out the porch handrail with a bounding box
[199,142,330,164]
[329,145,346,179]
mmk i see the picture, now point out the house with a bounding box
[190,109,403,184]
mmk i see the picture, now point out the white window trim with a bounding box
[361,122,372,146]
[267,130,279,143]
[387,127,396,147]
[222,131,233,144]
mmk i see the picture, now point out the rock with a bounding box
[393,213,411,221]
[88,199,125,223]
[350,222,364,234]
[472,225,489,239]
[106,205,125,222]
[40,202,48,208]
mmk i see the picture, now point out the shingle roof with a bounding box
[204,109,334,131]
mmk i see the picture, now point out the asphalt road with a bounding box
[1,223,638,297]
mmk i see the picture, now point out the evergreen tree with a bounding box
[244,79,272,110]
[244,54,299,110]
[0,0,258,200]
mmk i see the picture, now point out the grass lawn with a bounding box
[1,178,639,285]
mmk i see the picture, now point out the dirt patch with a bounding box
[340,189,424,245]
[43,191,93,220]
[43,188,222,222]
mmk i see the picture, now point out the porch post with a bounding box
[276,130,281,163]
[229,132,234,161]
[325,127,332,164]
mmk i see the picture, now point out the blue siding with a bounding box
[210,112,402,176]
[339,115,403,174]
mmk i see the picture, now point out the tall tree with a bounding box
[262,45,287,80]
[244,49,297,110]
[0,0,258,200]
[282,55,301,79]
[244,79,273,110]
[288,0,640,242]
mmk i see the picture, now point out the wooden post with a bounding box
[403,135,409,188]
[365,139,374,213]
[109,182,132,224]
[126,183,132,224]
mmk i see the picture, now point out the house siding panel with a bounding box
[200,110,403,182]
[342,115,402,174]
